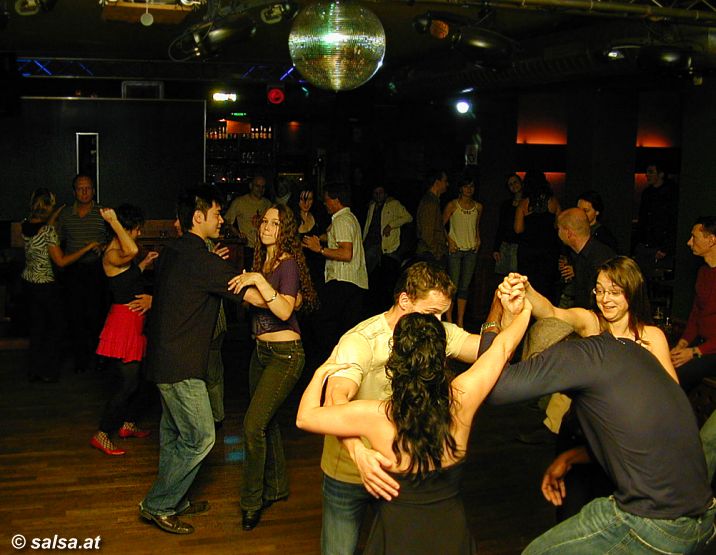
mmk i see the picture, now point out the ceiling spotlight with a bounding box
[140,1,153,27]
[15,0,40,16]
[260,2,298,25]
[190,13,256,58]
[454,26,514,65]
[412,14,450,40]
[413,12,514,66]
[638,45,692,71]
[456,100,471,114]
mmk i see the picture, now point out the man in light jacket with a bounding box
[362,185,413,311]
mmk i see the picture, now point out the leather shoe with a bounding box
[90,436,125,456]
[177,500,210,516]
[262,495,288,509]
[241,508,262,531]
[140,509,194,534]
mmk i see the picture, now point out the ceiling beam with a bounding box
[397,0,716,24]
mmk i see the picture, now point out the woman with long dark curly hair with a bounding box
[229,203,317,531]
[297,289,532,554]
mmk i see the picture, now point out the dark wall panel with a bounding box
[0,98,205,220]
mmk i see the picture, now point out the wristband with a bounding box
[265,290,278,303]
[480,321,499,334]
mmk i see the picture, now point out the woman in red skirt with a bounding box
[90,205,158,456]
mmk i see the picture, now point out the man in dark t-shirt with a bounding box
[480,316,715,552]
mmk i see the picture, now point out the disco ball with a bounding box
[288,1,386,92]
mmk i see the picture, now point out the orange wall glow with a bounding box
[636,91,680,147]
[635,130,673,148]
[516,94,568,145]
[516,127,567,145]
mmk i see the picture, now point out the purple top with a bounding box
[252,257,301,337]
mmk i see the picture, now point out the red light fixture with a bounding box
[267,86,285,105]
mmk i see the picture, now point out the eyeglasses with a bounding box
[592,287,624,299]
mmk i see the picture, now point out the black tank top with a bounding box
[108,264,144,304]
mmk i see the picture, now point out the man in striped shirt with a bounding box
[57,174,109,373]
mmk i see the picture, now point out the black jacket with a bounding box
[144,233,244,384]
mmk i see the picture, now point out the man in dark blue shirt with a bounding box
[480,300,715,553]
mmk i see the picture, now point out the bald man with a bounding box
[556,208,615,309]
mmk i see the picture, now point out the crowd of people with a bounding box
[17,167,716,553]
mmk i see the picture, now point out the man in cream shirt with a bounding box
[303,184,368,361]
[318,262,488,555]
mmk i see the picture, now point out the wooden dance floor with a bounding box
[2,330,715,555]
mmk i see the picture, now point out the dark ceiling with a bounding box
[2,0,716,99]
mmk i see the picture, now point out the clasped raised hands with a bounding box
[497,272,531,316]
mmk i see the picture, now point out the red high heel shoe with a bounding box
[118,422,151,439]
[90,433,125,456]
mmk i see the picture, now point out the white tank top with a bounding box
[449,202,481,250]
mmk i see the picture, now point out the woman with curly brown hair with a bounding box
[229,203,317,531]
[297,289,532,554]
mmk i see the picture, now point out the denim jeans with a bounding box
[141,378,215,516]
[205,332,226,423]
[240,339,304,511]
[524,496,716,554]
[448,249,478,299]
[321,474,375,555]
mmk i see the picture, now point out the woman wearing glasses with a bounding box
[518,255,675,380]
[506,255,676,522]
